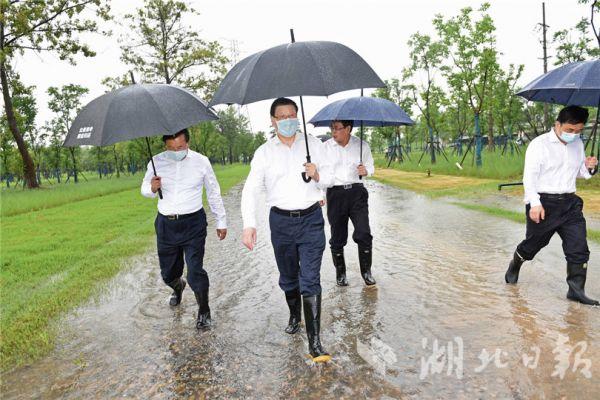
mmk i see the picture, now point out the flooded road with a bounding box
[2,181,599,399]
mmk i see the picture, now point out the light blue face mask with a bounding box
[165,149,188,161]
[276,118,299,137]
[560,132,579,143]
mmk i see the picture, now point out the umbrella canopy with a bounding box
[309,96,415,127]
[209,40,385,107]
[517,59,600,107]
[63,83,217,147]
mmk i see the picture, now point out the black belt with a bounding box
[539,193,576,200]
[329,183,364,191]
[159,209,202,220]
[271,202,320,218]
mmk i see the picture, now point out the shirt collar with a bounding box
[330,135,357,148]
[548,129,561,143]
[271,132,305,146]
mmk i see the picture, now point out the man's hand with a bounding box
[151,176,162,193]
[242,227,257,250]
[303,163,319,182]
[585,156,598,170]
[216,229,227,241]
[529,205,545,224]
[357,164,368,177]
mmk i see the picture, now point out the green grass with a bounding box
[376,148,600,190]
[1,174,144,217]
[0,163,249,371]
[375,147,526,180]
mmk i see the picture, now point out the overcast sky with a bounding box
[10,0,595,135]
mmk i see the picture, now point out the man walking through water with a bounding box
[324,120,376,287]
[241,98,334,362]
[505,105,599,305]
[141,129,227,329]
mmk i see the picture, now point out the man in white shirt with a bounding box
[505,106,598,305]
[324,120,376,287]
[141,129,227,328]
[241,98,334,363]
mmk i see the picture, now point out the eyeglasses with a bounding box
[331,126,347,132]
[273,114,297,121]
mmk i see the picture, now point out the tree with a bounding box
[216,106,250,164]
[117,0,228,99]
[552,18,600,65]
[46,84,89,183]
[0,69,37,183]
[403,32,448,163]
[372,79,415,156]
[0,0,110,188]
[434,2,499,166]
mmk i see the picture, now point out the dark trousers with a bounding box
[155,209,209,293]
[326,185,373,252]
[517,194,590,264]
[269,206,326,296]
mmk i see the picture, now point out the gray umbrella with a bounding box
[209,40,385,106]
[63,83,217,198]
[64,83,217,147]
[210,30,385,182]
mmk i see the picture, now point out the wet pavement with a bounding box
[2,181,599,399]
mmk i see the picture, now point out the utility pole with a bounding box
[538,2,551,129]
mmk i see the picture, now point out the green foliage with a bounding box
[118,0,228,98]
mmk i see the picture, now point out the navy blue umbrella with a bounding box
[517,59,599,173]
[517,59,599,106]
[309,95,414,178]
[309,96,414,127]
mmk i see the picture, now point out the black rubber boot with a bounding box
[566,262,599,306]
[194,289,212,329]
[505,251,525,284]
[284,288,302,334]
[167,278,186,306]
[358,246,376,286]
[331,249,348,286]
[302,294,331,363]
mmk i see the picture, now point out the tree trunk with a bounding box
[487,111,494,150]
[69,147,79,183]
[0,60,39,188]
[112,146,120,178]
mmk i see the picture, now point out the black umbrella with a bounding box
[210,29,385,182]
[63,82,218,198]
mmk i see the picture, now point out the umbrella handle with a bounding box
[302,154,312,183]
[157,186,163,199]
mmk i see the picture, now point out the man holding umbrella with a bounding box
[241,98,334,363]
[141,128,227,328]
[505,105,599,305]
[325,120,376,287]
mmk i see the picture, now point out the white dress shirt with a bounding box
[241,133,333,229]
[523,129,592,207]
[141,149,227,229]
[325,135,375,185]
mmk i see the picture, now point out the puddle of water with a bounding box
[2,182,599,399]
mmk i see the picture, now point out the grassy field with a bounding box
[376,148,600,190]
[0,163,249,371]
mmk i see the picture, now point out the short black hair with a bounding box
[270,97,298,117]
[331,119,354,131]
[162,128,190,143]
[557,105,589,125]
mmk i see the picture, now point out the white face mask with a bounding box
[165,149,188,161]
[560,131,579,143]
